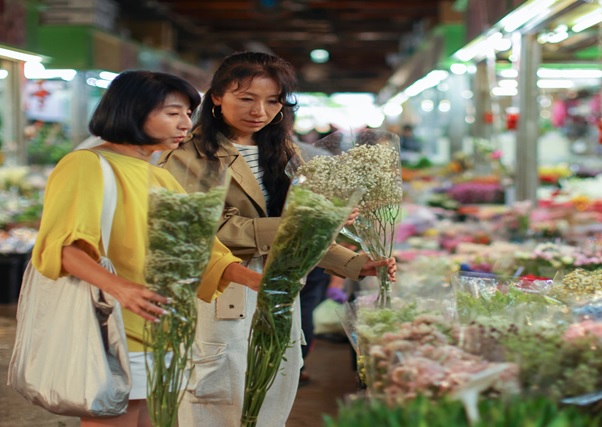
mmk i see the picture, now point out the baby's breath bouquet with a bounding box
[241,174,363,427]
[297,130,404,308]
[144,164,230,427]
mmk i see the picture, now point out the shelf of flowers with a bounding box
[329,262,602,426]
[326,171,602,424]
[0,166,47,303]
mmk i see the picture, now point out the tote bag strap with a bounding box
[94,151,117,256]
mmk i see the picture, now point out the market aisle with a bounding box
[1,305,355,427]
[287,338,358,427]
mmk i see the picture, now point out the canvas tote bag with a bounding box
[7,151,132,417]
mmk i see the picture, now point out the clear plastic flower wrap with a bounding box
[241,173,363,427]
[350,300,520,417]
[143,162,230,427]
[549,268,602,305]
[451,270,564,324]
[293,129,404,308]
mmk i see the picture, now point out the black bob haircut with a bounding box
[89,70,201,146]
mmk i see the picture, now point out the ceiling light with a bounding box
[99,71,118,81]
[383,103,403,117]
[537,79,575,88]
[24,62,76,81]
[0,46,43,62]
[86,77,111,88]
[454,34,497,62]
[310,49,329,64]
[494,38,513,51]
[499,69,519,78]
[537,68,602,78]
[572,8,602,33]
[492,87,518,96]
[0,69,8,79]
[499,0,556,32]
[405,70,449,97]
[421,99,434,112]
[439,100,451,112]
[498,79,518,88]
[450,63,468,75]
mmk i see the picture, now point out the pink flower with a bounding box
[564,320,602,341]
[490,150,503,160]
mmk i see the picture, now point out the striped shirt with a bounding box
[232,142,269,203]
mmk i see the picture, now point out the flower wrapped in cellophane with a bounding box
[144,162,230,427]
[241,171,364,427]
[353,300,520,423]
[451,271,563,324]
[296,129,404,307]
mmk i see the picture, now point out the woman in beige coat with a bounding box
[162,51,395,427]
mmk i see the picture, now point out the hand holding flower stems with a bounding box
[359,257,396,282]
[297,129,403,308]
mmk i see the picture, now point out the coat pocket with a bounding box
[187,341,233,404]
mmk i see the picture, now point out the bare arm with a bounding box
[61,244,170,322]
[221,262,262,292]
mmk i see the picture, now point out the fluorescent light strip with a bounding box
[99,71,118,81]
[572,9,602,32]
[86,77,111,88]
[492,87,518,96]
[500,0,556,32]
[498,79,518,88]
[0,47,43,62]
[537,79,575,88]
[537,69,602,78]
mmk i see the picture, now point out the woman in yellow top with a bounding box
[31,70,261,427]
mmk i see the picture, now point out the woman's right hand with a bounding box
[108,279,171,323]
[61,244,170,322]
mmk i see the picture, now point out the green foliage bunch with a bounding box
[241,185,355,426]
[143,186,227,427]
[323,395,599,427]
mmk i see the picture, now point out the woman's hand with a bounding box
[359,257,397,281]
[61,244,170,322]
[108,280,171,323]
[344,207,360,227]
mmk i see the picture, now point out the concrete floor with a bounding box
[0,304,356,427]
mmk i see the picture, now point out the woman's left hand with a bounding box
[344,207,360,227]
[359,257,396,281]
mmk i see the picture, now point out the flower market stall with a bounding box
[319,151,602,425]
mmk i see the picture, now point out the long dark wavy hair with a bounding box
[194,51,298,216]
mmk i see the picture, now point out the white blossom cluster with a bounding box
[297,143,403,211]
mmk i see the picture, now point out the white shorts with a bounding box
[128,351,173,400]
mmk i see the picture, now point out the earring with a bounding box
[212,105,221,119]
[270,111,284,125]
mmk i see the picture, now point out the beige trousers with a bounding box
[178,280,303,427]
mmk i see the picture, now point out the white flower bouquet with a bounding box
[296,129,404,307]
[144,164,230,427]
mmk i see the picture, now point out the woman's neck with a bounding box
[228,132,256,146]
[96,142,154,161]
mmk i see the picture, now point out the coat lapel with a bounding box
[193,134,268,215]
